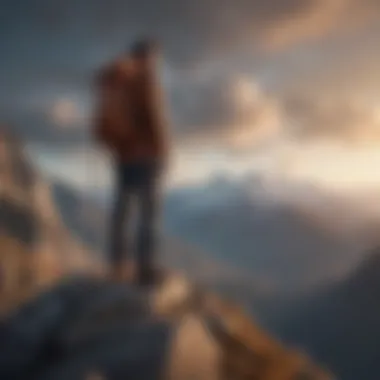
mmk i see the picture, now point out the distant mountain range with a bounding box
[163,175,380,380]
[164,177,376,295]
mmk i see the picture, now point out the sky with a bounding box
[2,0,380,194]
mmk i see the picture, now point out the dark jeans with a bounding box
[109,160,162,279]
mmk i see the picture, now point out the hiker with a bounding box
[94,39,170,286]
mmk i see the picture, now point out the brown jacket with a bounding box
[95,58,169,163]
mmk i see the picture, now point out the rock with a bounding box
[55,279,151,350]
[166,314,221,380]
[0,276,153,379]
[0,275,334,380]
[0,288,67,379]
[152,272,204,317]
[35,321,172,380]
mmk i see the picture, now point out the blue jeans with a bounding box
[109,160,162,279]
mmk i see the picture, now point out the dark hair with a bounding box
[130,38,159,58]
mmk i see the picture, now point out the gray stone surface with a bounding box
[0,275,333,380]
[0,276,159,380]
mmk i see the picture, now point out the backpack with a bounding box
[93,61,132,150]
[93,60,169,160]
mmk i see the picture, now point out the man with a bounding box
[95,39,170,286]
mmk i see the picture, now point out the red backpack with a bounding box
[93,61,132,151]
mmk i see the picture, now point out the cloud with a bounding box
[259,0,380,53]
[284,95,380,144]
[173,69,380,149]
[170,74,283,149]
[2,0,380,152]
[3,0,380,80]
[0,0,312,62]
[2,108,89,147]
